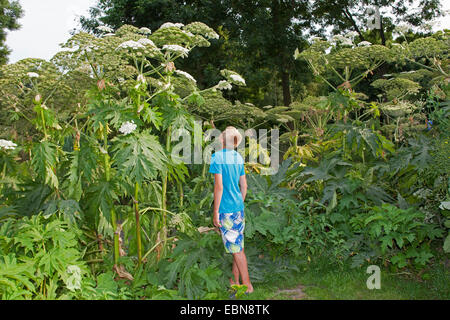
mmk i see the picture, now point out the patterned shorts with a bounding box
[219,210,245,254]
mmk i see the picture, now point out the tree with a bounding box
[80,0,312,106]
[224,0,311,106]
[311,0,443,45]
[0,0,23,65]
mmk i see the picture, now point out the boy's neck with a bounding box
[221,145,235,151]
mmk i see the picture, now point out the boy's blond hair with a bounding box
[219,126,242,149]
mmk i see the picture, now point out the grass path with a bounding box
[217,255,450,300]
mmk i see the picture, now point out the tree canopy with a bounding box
[79,0,445,106]
[0,0,23,65]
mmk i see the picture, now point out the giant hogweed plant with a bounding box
[294,32,394,94]
[1,22,248,269]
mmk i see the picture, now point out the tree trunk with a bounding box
[271,1,291,106]
[343,7,366,41]
[379,14,386,45]
[281,71,291,106]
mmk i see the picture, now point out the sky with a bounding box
[6,0,98,63]
[5,0,450,64]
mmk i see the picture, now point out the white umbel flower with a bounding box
[103,33,115,37]
[137,38,156,47]
[331,35,346,43]
[340,38,353,46]
[358,41,372,47]
[345,31,359,38]
[117,40,145,50]
[209,31,219,40]
[159,22,184,30]
[0,139,17,150]
[27,72,39,78]
[229,74,246,86]
[139,27,152,35]
[119,121,137,135]
[174,70,196,83]
[216,80,232,90]
[395,25,409,35]
[137,74,147,83]
[183,30,195,37]
[97,25,114,33]
[162,44,190,57]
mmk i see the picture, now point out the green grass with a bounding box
[215,254,450,300]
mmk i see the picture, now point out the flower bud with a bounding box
[97,79,106,91]
[33,94,42,104]
[165,62,176,73]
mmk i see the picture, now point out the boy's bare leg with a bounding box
[232,250,254,293]
[230,258,240,285]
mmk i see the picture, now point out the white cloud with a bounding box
[6,0,97,63]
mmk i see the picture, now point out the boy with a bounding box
[209,126,254,294]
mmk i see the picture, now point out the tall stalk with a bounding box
[134,181,142,264]
[39,108,48,140]
[103,124,120,265]
[177,180,184,207]
[159,126,172,260]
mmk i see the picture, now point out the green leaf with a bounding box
[444,234,450,253]
[112,131,167,184]
[391,253,407,268]
[96,272,118,295]
[85,178,119,223]
[31,141,59,189]
[187,91,206,106]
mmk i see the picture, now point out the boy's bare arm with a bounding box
[239,175,247,202]
[213,174,223,227]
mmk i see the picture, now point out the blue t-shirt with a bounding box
[209,149,245,213]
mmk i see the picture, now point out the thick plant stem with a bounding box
[40,108,48,140]
[134,181,142,264]
[104,124,120,265]
[177,180,184,207]
[159,126,172,260]
[110,207,120,264]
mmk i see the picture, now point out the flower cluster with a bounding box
[139,27,152,35]
[119,121,137,135]
[0,139,17,150]
[159,22,184,30]
[220,69,246,86]
[358,41,372,47]
[230,74,246,86]
[162,44,190,58]
[137,38,156,47]
[97,25,114,33]
[184,22,219,40]
[174,70,196,83]
[27,72,39,78]
[117,40,145,50]
[216,80,232,90]
[332,35,353,46]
